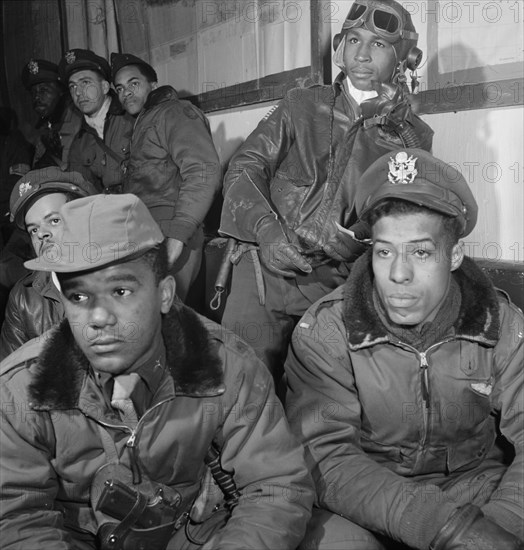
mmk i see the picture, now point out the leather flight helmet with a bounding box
[333,0,423,75]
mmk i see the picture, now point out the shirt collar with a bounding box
[84,95,111,139]
[92,338,167,397]
[345,76,378,105]
[134,339,167,394]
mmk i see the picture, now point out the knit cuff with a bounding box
[482,501,524,540]
[397,487,457,549]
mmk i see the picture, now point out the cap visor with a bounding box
[361,184,461,219]
[24,243,160,273]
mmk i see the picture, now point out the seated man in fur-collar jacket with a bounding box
[285,149,523,550]
[0,194,313,550]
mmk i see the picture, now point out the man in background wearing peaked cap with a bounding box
[285,149,524,549]
[60,48,133,193]
[21,58,82,170]
[0,167,97,360]
[0,193,314,549]
[111,52,221,304]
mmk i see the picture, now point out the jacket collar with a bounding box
[333,72,360,119]
[343,250,501,350]
[32,270,61,302]
[28,304,224,410]
[143,85,178,110]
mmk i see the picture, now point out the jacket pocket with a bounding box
[446,420,496,473]
[82,152,96,166]
[360,436,403,465]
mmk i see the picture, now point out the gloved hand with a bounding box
[429,504,524,550]
[360,81,412,133]
[255,215,312,277]
[323,222,370,262]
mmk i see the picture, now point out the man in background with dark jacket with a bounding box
[60,49,133,194]
[21,58,82,169]
[112,53,221,303]
[285,149,523,549]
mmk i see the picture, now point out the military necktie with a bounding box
[111,373,140,425]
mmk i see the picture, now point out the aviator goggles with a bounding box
[342,1,418,43]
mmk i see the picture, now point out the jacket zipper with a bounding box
[418,351,430,447]
[84,396,177,482]
[125,396,176,448]
[393,339,453,448]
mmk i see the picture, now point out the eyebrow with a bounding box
[116,76,139,87]
[26,211,62,230]
[70,77,93,84]
[105,274,142,284]
[374,238,436,246]
[61,272,142,291]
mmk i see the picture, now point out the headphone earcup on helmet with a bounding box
[333,33,342,52]
[406,46,423,71]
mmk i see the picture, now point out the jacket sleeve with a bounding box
[481,299,524,539]
[219,98,295,242]
[284,302,459,550]
[0,283,27,361]
[203,340,314,549]
[158,104,222,243]
[0,370,75,549]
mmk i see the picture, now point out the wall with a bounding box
[206,0,524,262]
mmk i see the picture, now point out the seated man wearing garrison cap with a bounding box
[0,193,313,549]
[285,149,524,549]
[111,52,221,303]
[59,49,134,194]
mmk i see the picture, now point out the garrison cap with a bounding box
[21,59,61,90]
[10,167,98,230]
[110,52,158,82]
[25,194,164,273]
[356,149,478,236]
[58,49,111,82]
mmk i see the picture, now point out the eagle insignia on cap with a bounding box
[388,152,418,185]
[28,60,39,74]
[19,182,32,196]
[65,50,76,64]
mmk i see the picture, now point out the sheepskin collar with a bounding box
[343,250,501,350]
[143,85,178,110]
[28,304,224,410]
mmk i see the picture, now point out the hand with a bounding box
[166,238,184,268]
[430,505,524,550]
[255,216,312,278]
[322,222,370,262]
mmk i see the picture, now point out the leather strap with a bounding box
[100,490,148,549]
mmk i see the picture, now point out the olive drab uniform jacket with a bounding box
[285,252,524,546]
[68,94,133,193]
[0,304,314,549]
